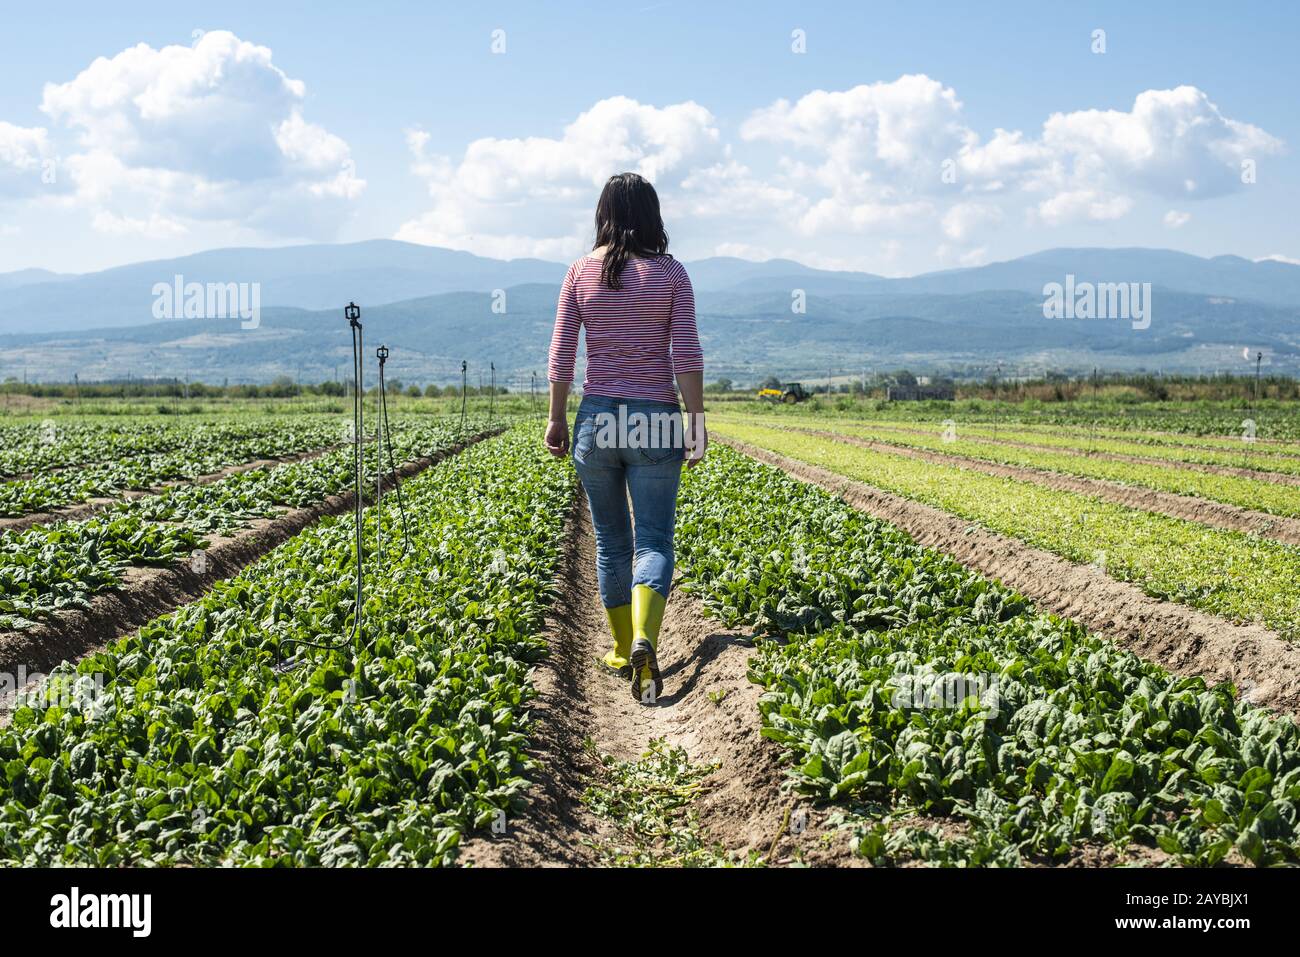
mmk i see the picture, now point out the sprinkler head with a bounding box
[345,302,361,323]
[377,345,390,362]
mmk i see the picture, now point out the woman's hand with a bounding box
[684,413,707,469]
[545,417,570,457]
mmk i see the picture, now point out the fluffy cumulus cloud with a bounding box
[397,96,721,259]
[726,76,1281,251]
[0,121,56,197]
[1038,86,1279,202]
[1035,189,1134,225]
[941,201,1003,241]
[2,30,363,239]
[739,75,970,237]
[1,43,1283,271]
[396,77,1281,270]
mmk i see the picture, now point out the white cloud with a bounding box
[739,74,979,221]
[392,78,1282,268]
[1256,253,1300,266]
[942,202,1003,241]
[31,30,362,238]
[397,96,721,259]
[3,48,1286,274]
[0,122,56,199]
[1038,86,1281,202]
[91,210,188,238]
[736,77,1280,237]
[1035,189,1133,225]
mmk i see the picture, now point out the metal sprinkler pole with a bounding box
[347,303,364,651]
[460,361,468,434]
[376,345,390,566]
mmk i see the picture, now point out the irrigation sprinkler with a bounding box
[276,302,367,671]
[460,360,468,434]
[376,345,389,564]
[374,344,412,568]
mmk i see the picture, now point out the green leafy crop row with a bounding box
[951,418,1300,459]
[0,427,572,866]
[0,418,337,479]
[675,448,1300,865]
[747,401,1300,444]
[0,418,484,631]
[716,422,1300,642]
[734,411,1300,477]
[0,421,342,518]
[724,415,1300,520]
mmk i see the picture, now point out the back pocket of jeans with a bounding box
[572,419,597,463]
[636,443,682,465]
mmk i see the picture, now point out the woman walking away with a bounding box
[544,172,707,704]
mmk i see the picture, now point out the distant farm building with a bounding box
[886,382,956,401]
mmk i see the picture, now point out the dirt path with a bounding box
[717,436,1300,722]
[0,430,499,685]
[798,428,1300,547]
[458,491,859,867]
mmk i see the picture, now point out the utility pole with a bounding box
[1255,351,1263,405]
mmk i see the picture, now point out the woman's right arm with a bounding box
[545,262,581,456]
[546,381,570,456]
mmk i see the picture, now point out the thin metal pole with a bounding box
[460,361,468,433]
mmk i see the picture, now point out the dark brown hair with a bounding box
[593,172,669,289]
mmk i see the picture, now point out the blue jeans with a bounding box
[572,395,685,608]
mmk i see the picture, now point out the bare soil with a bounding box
[801,428,1300,546]
[0,431,498,682]
[457,491,860,867]
[719,436,1300,722]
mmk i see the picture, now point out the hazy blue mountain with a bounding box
[0,240,568,335]
[686,256,882,293]
[870,248,1300,306]
[5,282,1296,385]
[0,268,72,290]
[6,241,1300,337]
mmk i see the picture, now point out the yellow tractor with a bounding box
[757,382,811,404]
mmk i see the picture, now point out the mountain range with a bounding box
[1,241,1297,383]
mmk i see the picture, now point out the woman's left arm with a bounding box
[669,264,707,467]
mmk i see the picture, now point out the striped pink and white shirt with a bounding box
[548,254,703,405]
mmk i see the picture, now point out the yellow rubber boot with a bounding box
[630,584,667,702]
[603,604,633,673]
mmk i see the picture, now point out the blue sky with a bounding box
[0,0,1295,275]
